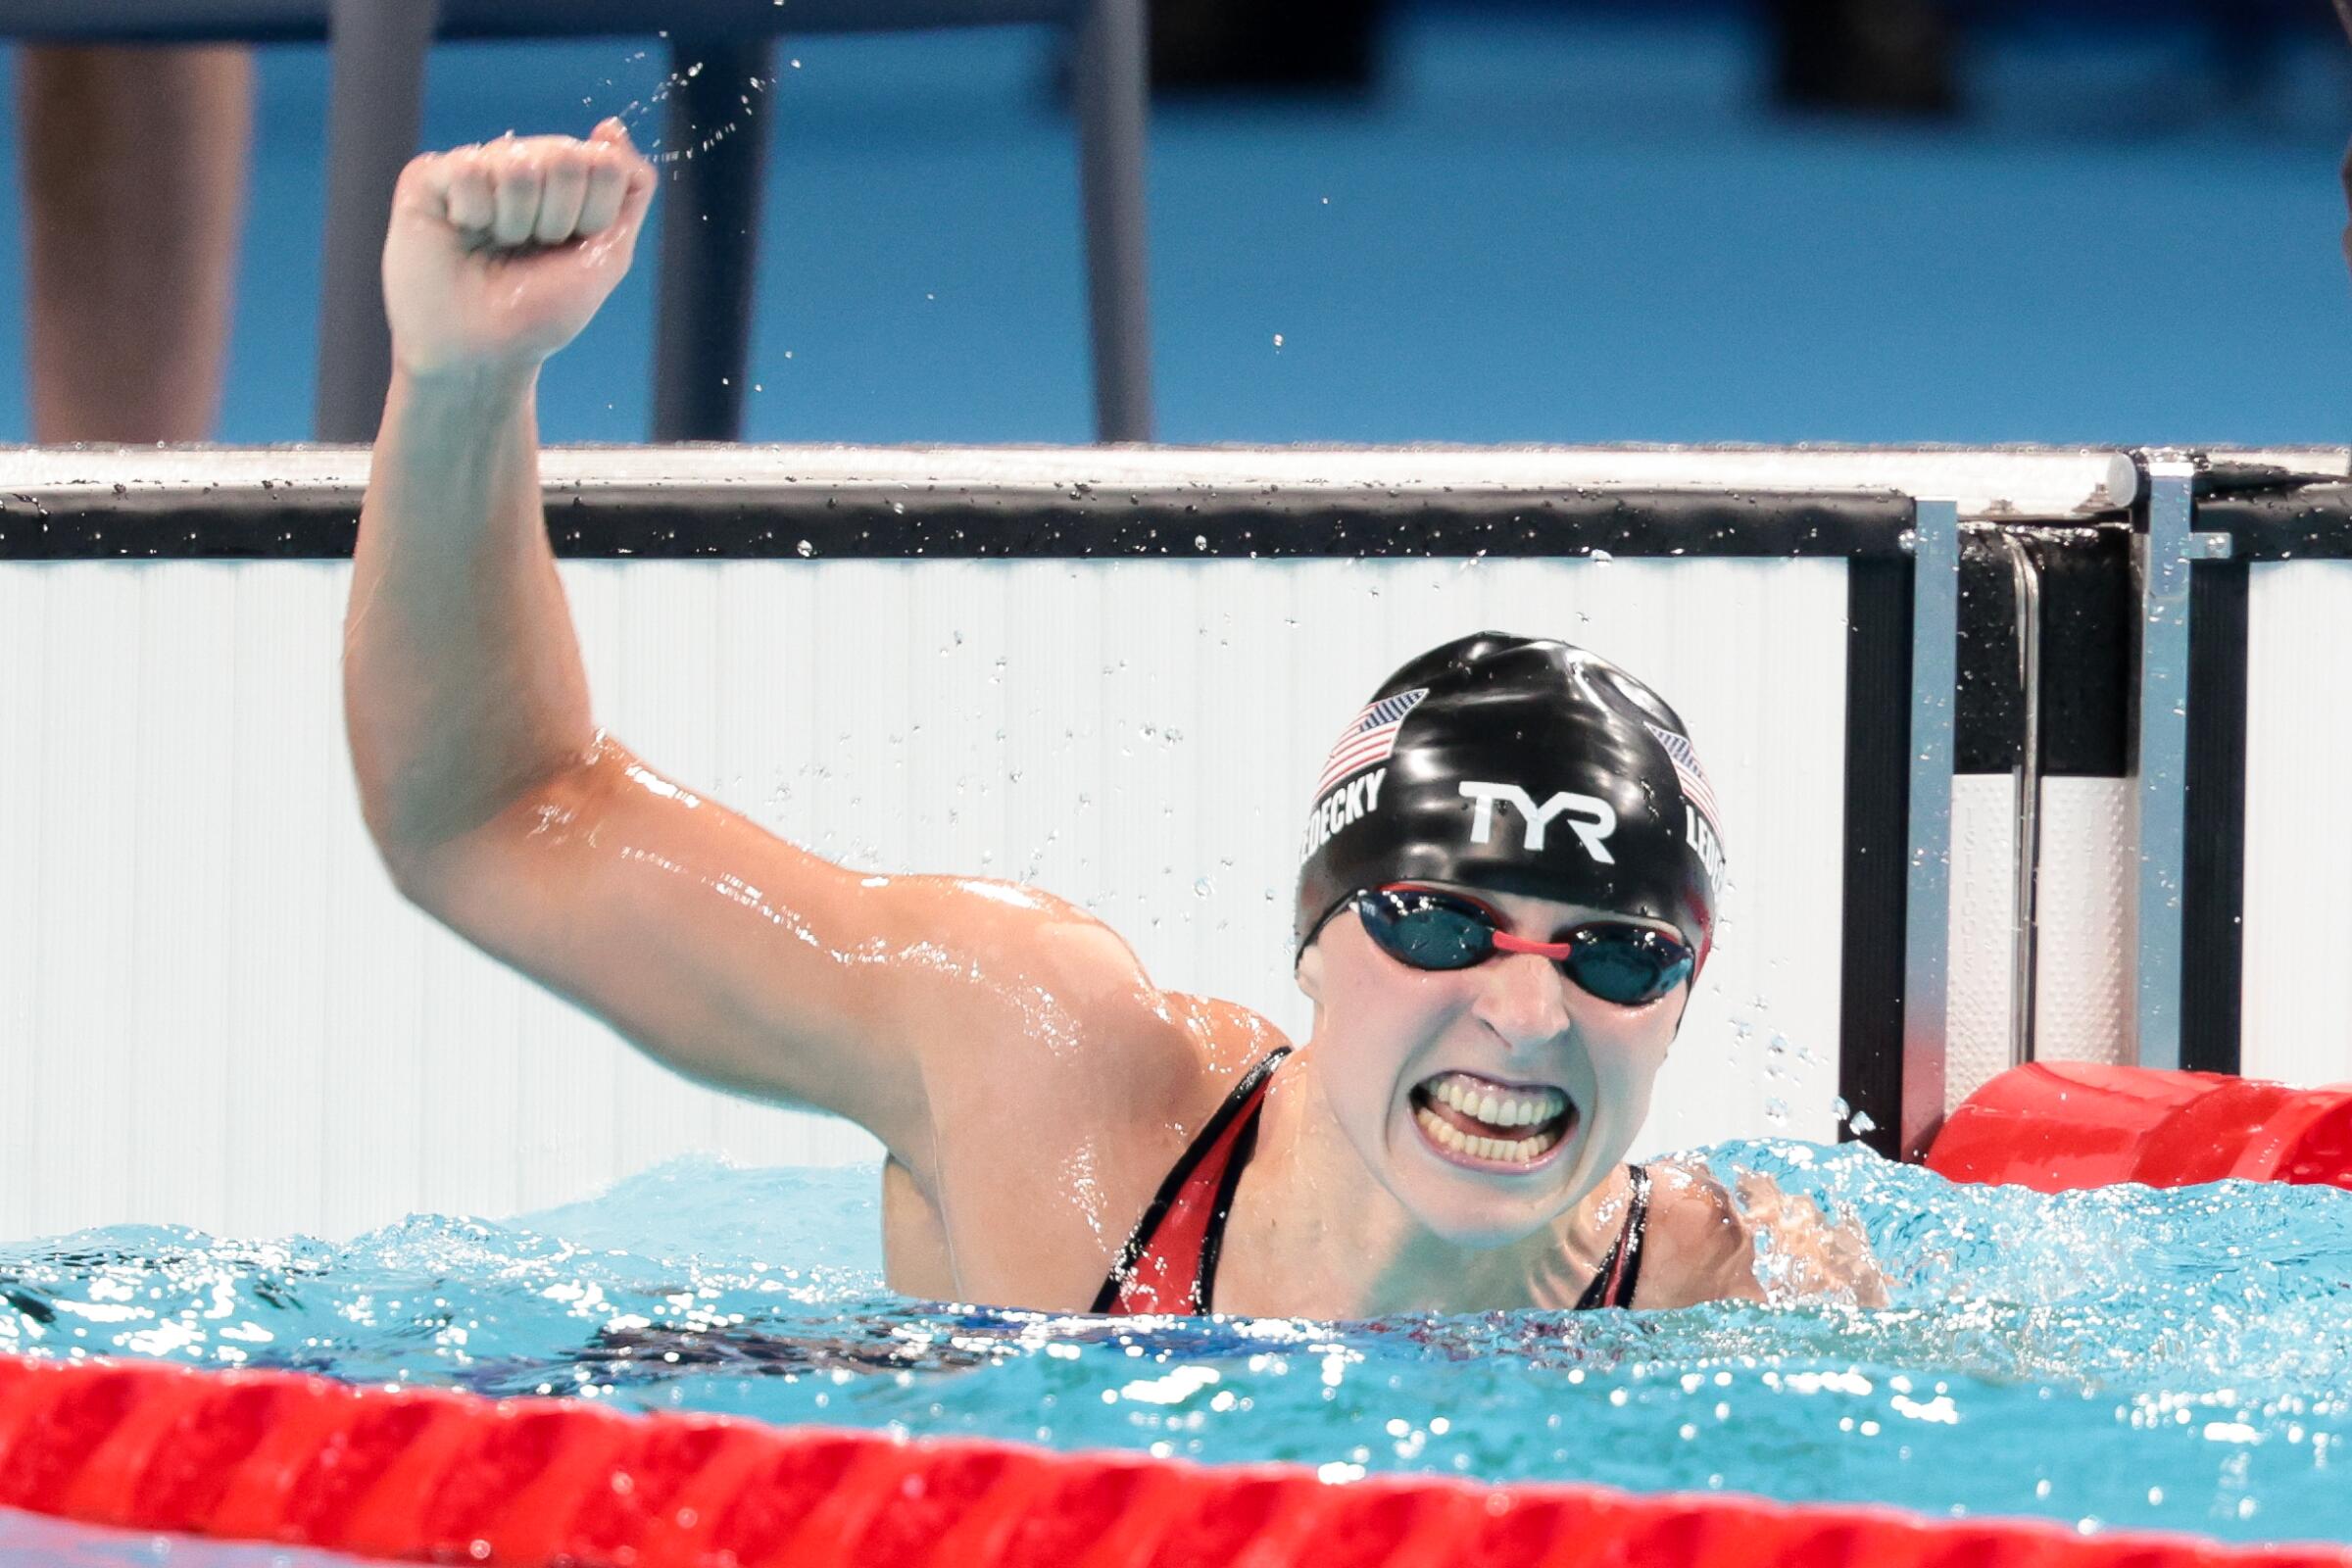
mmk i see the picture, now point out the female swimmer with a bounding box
[346,122,1884,1317]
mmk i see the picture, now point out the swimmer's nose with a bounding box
[1470,950,1573,1052]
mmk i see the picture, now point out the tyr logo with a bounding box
[1457,781,1617,862]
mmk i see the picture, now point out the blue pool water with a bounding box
[4,1142,2352,1558]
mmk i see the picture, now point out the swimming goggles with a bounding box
[1352,884,1694,1005]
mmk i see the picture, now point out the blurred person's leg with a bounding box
[17,45,252,442]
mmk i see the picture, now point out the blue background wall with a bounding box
[1,6,2348,447]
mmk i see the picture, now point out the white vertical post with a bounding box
[2131,453,2231,1071]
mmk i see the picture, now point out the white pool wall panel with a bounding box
[1945,774,2021,1108]
[1945,776,2135,1112]
[2030,780,2137,1068]
[2243,562,2352,1087]
[0,554,1847,1243]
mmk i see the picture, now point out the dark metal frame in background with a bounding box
[1836,556,1917,1160]
[0,475,1911,562]
[0,0,1155,446]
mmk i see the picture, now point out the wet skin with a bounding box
[1209,888,1690,1315]
[895,883,1788,1316]
[349,122,1883,1322]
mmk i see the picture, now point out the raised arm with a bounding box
[348,127,638,879]
[345,126,1196,1179]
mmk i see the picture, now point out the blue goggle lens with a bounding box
[1352,888,1692,1006]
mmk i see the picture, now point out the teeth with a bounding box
[1414,1105,1569,1166]
[1423,1073,1568,1128]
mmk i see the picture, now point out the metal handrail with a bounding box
[1997,528,2042,1070]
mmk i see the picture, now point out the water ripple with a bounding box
[5,1144,2351,1544]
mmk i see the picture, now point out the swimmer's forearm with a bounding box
[346,368,595,863]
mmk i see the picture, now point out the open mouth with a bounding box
[1408,1070,1579,1172]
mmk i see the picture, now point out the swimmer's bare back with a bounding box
[347,124,1883,1317]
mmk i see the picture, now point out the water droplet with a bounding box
[1271,333,1285,349]
[1588,548,1613,564]
[796,539,813,558]
[1194,877,1213,899]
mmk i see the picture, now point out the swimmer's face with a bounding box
[1297,885,1687,1249]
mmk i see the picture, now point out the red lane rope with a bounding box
[0,1352,2345,1568]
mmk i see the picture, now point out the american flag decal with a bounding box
[1314,688,1428,797]
[1644,722,1723,840]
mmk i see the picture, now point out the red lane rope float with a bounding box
[1929,1063,2352,1193]
[2,1353,2348,1568]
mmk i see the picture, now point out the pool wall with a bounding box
[2243,562,2352,1086]
[1,445,2340,1243]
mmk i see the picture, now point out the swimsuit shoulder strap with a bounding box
[1574,1163,1652,1311]
[1093,1047,1291,1316]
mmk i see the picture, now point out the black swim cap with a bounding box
[1294,632,1726,964]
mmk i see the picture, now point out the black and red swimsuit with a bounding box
[1092,1048,1652,1315]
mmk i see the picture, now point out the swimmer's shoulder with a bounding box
[1635,1159,1888,1309]
[903,879,1221,1094]
[904,879,1288,1176]
[1157,991,1295,1089]
[880,892,1291,1308]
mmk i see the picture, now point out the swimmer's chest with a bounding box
[877,1014,1271,1310]
[879,1115,1204,1310]
[884,1142,1195,1316]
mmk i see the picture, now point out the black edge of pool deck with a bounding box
[0,480,1916,562]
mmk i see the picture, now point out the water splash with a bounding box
[591,44,777,170]
[6,1148,2352,1543]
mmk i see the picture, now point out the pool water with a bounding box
[4,1141,2351,1557]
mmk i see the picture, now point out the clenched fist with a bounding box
[382,119,656,380]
